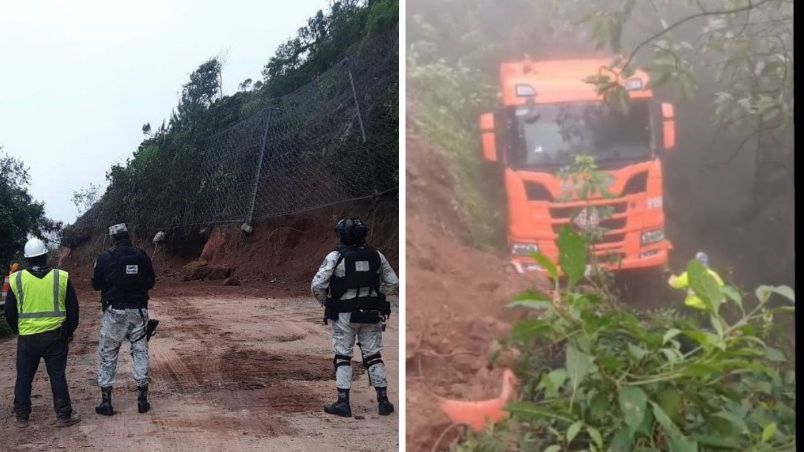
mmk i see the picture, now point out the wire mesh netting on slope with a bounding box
[70,30,398,238]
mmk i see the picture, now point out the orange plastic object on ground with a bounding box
[438,368,518,432]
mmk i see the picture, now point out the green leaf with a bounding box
[505,401,572,423]
[663,329,682,345]
[658,388,683,424]
[680,363,720,378]
[619,387,648,433]
[659,347,683,364]
[512,319,553,341]
[539,369,568,397]
[588,391,611,420]
[543,446,562,452]
[764,346,786,362]
[628,343,648,361]
[609,425,633,452]
[681,330,725,351]
[508,298,554,312]
[530,251,559,281]
[721,286,742,309]
[669,436,698,452]
[587,426,603,448]
[567,344,596,395]
[691,434,741,450]
[713,411,747,434]
[634,408,654,436]
[567,421,583,442]
[687,260,722,313]
[761,422,777,442]
[709,315,724,338]
[651,401,683,438]
[558,226,587,288]
[756,285,794,304]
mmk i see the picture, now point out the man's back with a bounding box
[92,243,155,309]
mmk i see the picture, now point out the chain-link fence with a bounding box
[69,29,397,239]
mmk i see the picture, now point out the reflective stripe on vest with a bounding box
[10,269,68,335]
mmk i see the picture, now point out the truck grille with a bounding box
[549,201,627,220]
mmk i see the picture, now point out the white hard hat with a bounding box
[108,223,128,236]
[24,238,49,258]
[695,251,709,267]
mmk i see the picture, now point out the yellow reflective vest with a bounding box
[9,269,69,335]
[668,269,724,310]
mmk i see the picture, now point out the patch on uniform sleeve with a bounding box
[126,265,139,275]
[355,261,370,272]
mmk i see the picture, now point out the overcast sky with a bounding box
[0,0,330,224]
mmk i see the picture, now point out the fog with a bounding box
[407,0,794,290]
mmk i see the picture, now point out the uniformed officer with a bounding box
[92,223,156,415]
[312,218,399,417]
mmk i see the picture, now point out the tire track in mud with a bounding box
[0,292,398,451]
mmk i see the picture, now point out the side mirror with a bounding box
[660,103,675,151]
[479,113,497,162]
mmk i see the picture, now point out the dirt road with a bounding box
[0,285,399,451]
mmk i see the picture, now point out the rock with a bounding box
[182,260,210,280]
[223,277,241,286]
[206,265,232,280]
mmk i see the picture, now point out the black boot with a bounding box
[376,387,394,416]
[137,385,151,413]
[95,386,114,416]
[323,388,352,417]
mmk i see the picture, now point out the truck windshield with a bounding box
[509,100,652,168]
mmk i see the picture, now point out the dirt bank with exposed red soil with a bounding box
[1,198,398,451]
[405,134,547,451]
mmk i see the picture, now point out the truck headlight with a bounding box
[641,229,664,245]
[646,196,663,209]
[511,243,539,256]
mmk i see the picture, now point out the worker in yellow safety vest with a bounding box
[3,238,81,428]
[667,251,724,310]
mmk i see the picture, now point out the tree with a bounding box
[142,122,151,136]
[0,149,60,265]
[71,182,102,215]
[577,0,793,204]
[182,58,222,107]
[167,58,223,131]
[238,78,253,91]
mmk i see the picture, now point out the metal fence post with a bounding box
[244,108,273,228]
[343,56,378,196]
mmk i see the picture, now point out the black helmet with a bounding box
[335,218,368,246]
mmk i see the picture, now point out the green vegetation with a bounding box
[409,0,792,278]
[63,0,398,245]
[456,228,795,451]
[0,150,61,267]
[407,0,567,247]
[452,157,795,451]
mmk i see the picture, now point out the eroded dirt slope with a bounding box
[405,134,546,451]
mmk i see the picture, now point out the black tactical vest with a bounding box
[329,245,381,301]
[108,247,149,293]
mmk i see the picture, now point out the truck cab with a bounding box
[480,58,676,274]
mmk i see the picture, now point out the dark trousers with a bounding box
[14,328,73,419]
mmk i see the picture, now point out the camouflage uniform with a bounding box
[97,307,150,388]
[312,250,398,389]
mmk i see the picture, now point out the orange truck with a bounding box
[479,58,675,274]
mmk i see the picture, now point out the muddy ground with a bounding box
[0,280,399,451]
[405,135,546,451]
